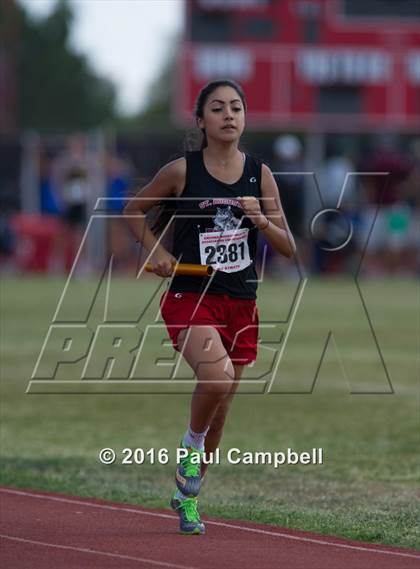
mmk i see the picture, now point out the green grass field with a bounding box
[1,275,419,549]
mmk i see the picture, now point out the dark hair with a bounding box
[151,79,247,236]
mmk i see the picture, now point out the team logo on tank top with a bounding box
[197,200,251,273]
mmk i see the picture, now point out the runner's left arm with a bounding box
[239,164,296,258]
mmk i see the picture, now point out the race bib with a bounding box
[199,228,251,273]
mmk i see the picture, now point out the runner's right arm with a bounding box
[123,158,186,277]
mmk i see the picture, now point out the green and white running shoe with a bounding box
[175,444,203,497]
[170,494,205,535]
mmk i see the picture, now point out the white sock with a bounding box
[182,424,209,451]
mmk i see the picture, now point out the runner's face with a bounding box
[198,86,245,142]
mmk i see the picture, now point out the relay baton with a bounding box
[145,262,214,277]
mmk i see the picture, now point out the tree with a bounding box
[116,34,183,134]
[16,0,117,131]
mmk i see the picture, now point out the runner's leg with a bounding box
[201,364,244,478]
[177,326,235,433]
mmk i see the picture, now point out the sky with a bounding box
[20,0,184,114]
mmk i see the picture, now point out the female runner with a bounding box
[124,79,295,535]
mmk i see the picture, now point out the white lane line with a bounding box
[1,488,420,561]
[0,534,197,569]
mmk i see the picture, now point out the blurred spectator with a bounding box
[51,133,95,273]
[258,134,305,277]
[0,208,16,271]
[317,140,357,208]
[0,141,20,273]
[312,139,357,273]
[39,150,61,216]
[403,138,420,273]
[358,135,412,275]
[273,135,305,237]
[0,180,17,271]
[105,151,135,270]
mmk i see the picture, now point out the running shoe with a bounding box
[175,444,203,497]
[170,494,205,535]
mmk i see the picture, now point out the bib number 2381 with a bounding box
[199,228,251,273]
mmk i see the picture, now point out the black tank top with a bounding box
[168,150,263,299]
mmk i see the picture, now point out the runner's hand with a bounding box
[239,196,267,229]
[148,248,176,277]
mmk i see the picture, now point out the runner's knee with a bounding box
[196,359,235,397]
[178,325,235,395]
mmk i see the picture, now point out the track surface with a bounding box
[1,487,419,569]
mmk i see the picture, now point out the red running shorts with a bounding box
[159,291,259,365]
